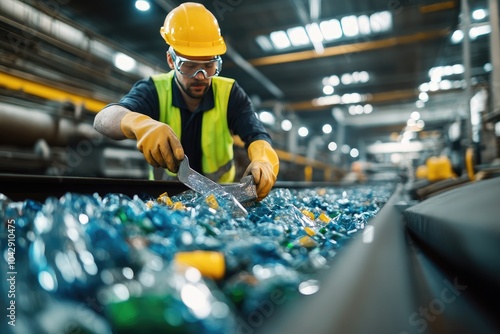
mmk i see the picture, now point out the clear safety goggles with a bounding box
[169,47,222,78]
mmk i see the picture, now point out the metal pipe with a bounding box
[461,0,473,145]
[489,0,500,115]
[0,102,102,147]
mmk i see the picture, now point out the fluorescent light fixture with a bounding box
[358,15,371,35]
[341,15,359,37]
[452,64,464,74]
[287,26,310,46]
[114,52,136,72]
[470,24,491,39]
[306,23,324,43]
[135,0,150,11]
[256,35,273,51]
[451,24,490,43]
[270,31,291,49]
[472,9,487,20]
[320,19,343,40]
[370,11,392,33]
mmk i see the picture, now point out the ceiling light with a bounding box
[256,35,273,51]
[135,0,150,11]
[270,31,291,49]
[419,92,429,102]
[341,16,359,37]
[451,30,464,43]
[306,23,324,43]
[322,124,332,134]
[328,142,337,151]
[258,111,275,125]
[439,80,452,90]
[364,104,373,114]
[114,52,136,72]
[484,63,492,72]
[287,26,310,46]
[419,83,429,92]
[470,24,491,39]
[341,73,353,85]
[298,127,309,137]
[326,75,340,86]
[281,119,292,131]
[370,11,392,33]
[452,64,464,74]
[313,95,341,106]
[350,148,359,158]
[472,9,487,21]
[358,15,371,35]
[429,82,439,91]
[358,71,370,83]
[415,100,425,108]
[323,85,334,95]
[411,111,420,120]
[319,19,343,40]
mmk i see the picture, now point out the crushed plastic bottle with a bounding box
[0,182,395,333]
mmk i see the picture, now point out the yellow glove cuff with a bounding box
[248,140,279,177]
[120,111,152,139]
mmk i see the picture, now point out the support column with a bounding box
[488,0,500,115]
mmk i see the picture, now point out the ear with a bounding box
[166,51,175,70]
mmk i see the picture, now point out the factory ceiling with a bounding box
[0,0,493,152]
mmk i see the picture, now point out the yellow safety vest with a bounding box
[151,71,236,182]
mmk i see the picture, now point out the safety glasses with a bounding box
[169,47,222,78]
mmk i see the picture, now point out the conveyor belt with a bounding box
[260,180,500,334]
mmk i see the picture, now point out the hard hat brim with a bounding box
[173,44,227,57]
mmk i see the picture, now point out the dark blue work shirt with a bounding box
[112,75,271,173]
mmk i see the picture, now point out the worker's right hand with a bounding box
[120,112,184,172]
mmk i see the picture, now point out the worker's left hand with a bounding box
[243,140,279,201]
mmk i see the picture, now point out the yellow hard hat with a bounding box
[159,2,226,57]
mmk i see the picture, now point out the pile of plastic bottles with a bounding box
[0,183,394,334]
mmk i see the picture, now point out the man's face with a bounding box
[167,50,220,99]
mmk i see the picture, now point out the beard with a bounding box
[176,76,209,99]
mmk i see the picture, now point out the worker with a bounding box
[93,2,279,201]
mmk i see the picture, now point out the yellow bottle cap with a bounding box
[174,251,225,280]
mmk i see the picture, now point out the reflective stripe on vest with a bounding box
[151,71,236,182]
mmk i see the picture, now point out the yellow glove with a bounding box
[244,140,279,201]
[120,112,184,172]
